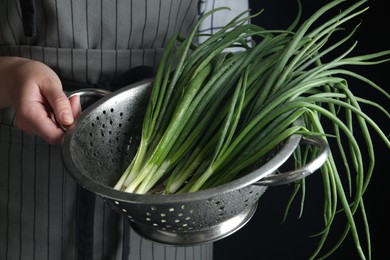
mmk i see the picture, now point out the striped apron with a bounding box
[0,0,248,259]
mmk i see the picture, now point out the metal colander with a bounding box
[61,79,329,246]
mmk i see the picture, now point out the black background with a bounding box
[214,1,389,259]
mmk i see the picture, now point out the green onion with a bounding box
[114,0,389,258]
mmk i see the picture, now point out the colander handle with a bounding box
[254,135,329,186]
[66,88,111,99]
[58,88,111,130]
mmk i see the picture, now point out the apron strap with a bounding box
[76,186,96,260]
[19,0,37,37]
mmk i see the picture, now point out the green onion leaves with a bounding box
[114,1,389,258]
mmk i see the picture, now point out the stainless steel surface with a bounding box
[61,78,329,246]
[127,202,259,245]
[254,135,329,186]
[66,88,112,99]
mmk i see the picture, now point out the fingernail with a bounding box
[61,110,73,124]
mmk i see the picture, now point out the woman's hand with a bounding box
[0,57,81,144]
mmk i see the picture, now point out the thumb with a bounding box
[43,82,74,127]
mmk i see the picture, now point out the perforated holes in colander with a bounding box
[94,108,131,163]
[113,200,134,221]
[140,205,199,232]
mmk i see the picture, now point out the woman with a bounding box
[0,1,248,259]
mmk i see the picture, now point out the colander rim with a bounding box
[61,80,301,204]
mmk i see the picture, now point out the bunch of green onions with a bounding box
[114,0,389,258]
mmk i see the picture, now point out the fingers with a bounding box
[15,101,65,144]
[69,95,81,119]
[15,80,79,144]
[8,58,83,144]
[35,88,82,144]
[16,95,82,145]
[42,81,75,127]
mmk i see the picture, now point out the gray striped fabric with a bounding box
[0,0,248,259]
[0,0,199,84]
